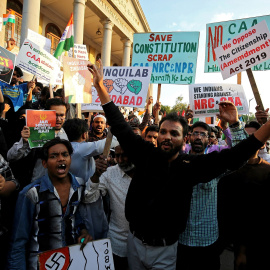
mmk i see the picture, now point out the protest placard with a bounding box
[0,45,16,84]
[91,66,152,108]
[68,44,89,60]
[189,83,249,116]
[62,56,92,103]
[132,32,199,85]
[26,110,56,148]
[15,39,61,83]
[38,238,114,270]
[81,102,103,112]
[205,15,270,73]
[27,29,52,53]
[214,20,270,80]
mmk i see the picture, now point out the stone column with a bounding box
[20,0,41,47]
[101,19,114,66]
[73,0,86,44]
[0,0,7,47]
[121,38,131,66]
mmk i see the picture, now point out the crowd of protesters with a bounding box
[0,58,270,270]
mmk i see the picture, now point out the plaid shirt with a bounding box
[0,154,18,189]
[179,122,248,246]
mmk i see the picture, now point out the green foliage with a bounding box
[160,105,171,114]
[171,96,188,114]
[241,113,256,123]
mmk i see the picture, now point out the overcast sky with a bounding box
[138,0,270,112]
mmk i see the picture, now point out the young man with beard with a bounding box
[0,66,35,111]
[84,145,135,270]
[87,60,270,270]
[7,138,92,270]
[177,117,248,270]
[144,125,159,147]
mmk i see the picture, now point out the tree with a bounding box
[171,95,188,114]
[160,105,171,115]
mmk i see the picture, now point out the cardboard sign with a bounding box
[68,44,89,60]
[27,29,52,53]
[26,110,56,148]
[189,83,249,116]
[205,15,270,73]
[62,56,92,104]
[132,32,199,85]
[81,102,103,112]
[91,66,152,108]
[0,45,16,84]
[15,39,61,83]
[214,21,270,80]
[38,238,114,270]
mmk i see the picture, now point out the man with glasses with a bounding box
[177,111,248,270]
[7,98,68,184]
[0,66,35,111]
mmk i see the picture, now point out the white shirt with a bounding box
[84,164,131,257]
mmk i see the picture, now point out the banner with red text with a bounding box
[214,20,270,79]
[39,238,114,270]
[15,39,61,83]
[189,83,249,116]
[132,32,199,84]
[205,15,270,73]
[0,45,15,84]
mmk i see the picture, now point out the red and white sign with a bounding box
[215,20,270,79]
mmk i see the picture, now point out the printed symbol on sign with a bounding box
[45,252,66,270]
[113,78,129,94]
[40,133,47,139]
[103,79,114,93]
[127,80,142,95]
[72,72,85,86]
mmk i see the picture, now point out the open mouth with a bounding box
[57,164,67,174]
[161,142,172,150]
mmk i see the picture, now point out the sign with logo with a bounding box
[132,32,199,84]
[26,110,56,148]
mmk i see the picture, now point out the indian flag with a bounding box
[54,13,74,58]
[3,10,15,25]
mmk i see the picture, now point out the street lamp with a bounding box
[248,97,254,120]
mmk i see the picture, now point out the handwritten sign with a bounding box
[15,39,61,83]
[214,21,270,79]
[132,32,199,84]
[39,238,115,270]
[205,15,270,73]
[0,45,16,84]
[91,66,152,108]
[62,56,92,104]
[189,83,249,116]
[26,110,56,148]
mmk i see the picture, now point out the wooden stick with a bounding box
[49,84,54,98]
[76,103,82,119]
[246,68,264,111]
[103,127,113,158]
[11,23,15,39]
[237,72,241,85]
[155,84,161,125]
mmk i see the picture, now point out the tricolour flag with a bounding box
[54,13,74,58]
[3,10,15,25]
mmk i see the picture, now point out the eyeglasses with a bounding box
[191,131,208,138]
[209,135,216,138]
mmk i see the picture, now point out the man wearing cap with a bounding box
[88,114,107,142]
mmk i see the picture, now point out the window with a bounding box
[5,9,22,47]
[45,23,61,55]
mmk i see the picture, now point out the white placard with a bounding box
[215,20,270,79]
[39,238,114,270]
[27,29,51,53]
[68,44,89,60]
[189,83,249,116]
[15,39,61,83]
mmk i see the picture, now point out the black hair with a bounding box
[211,126,218,136]
[245,121,261,131]
[63,118,89,142]
[132,127,142,135]
[35,82,43,90]
[14,66,23,77]
[41,138,73,161]
[145,125,159,136]
[56,88,64,98]
[191,121,211,134]
[45,98,67,110]
[53,92,62,98]
[159,113,189,137]
[41,86,50,99]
